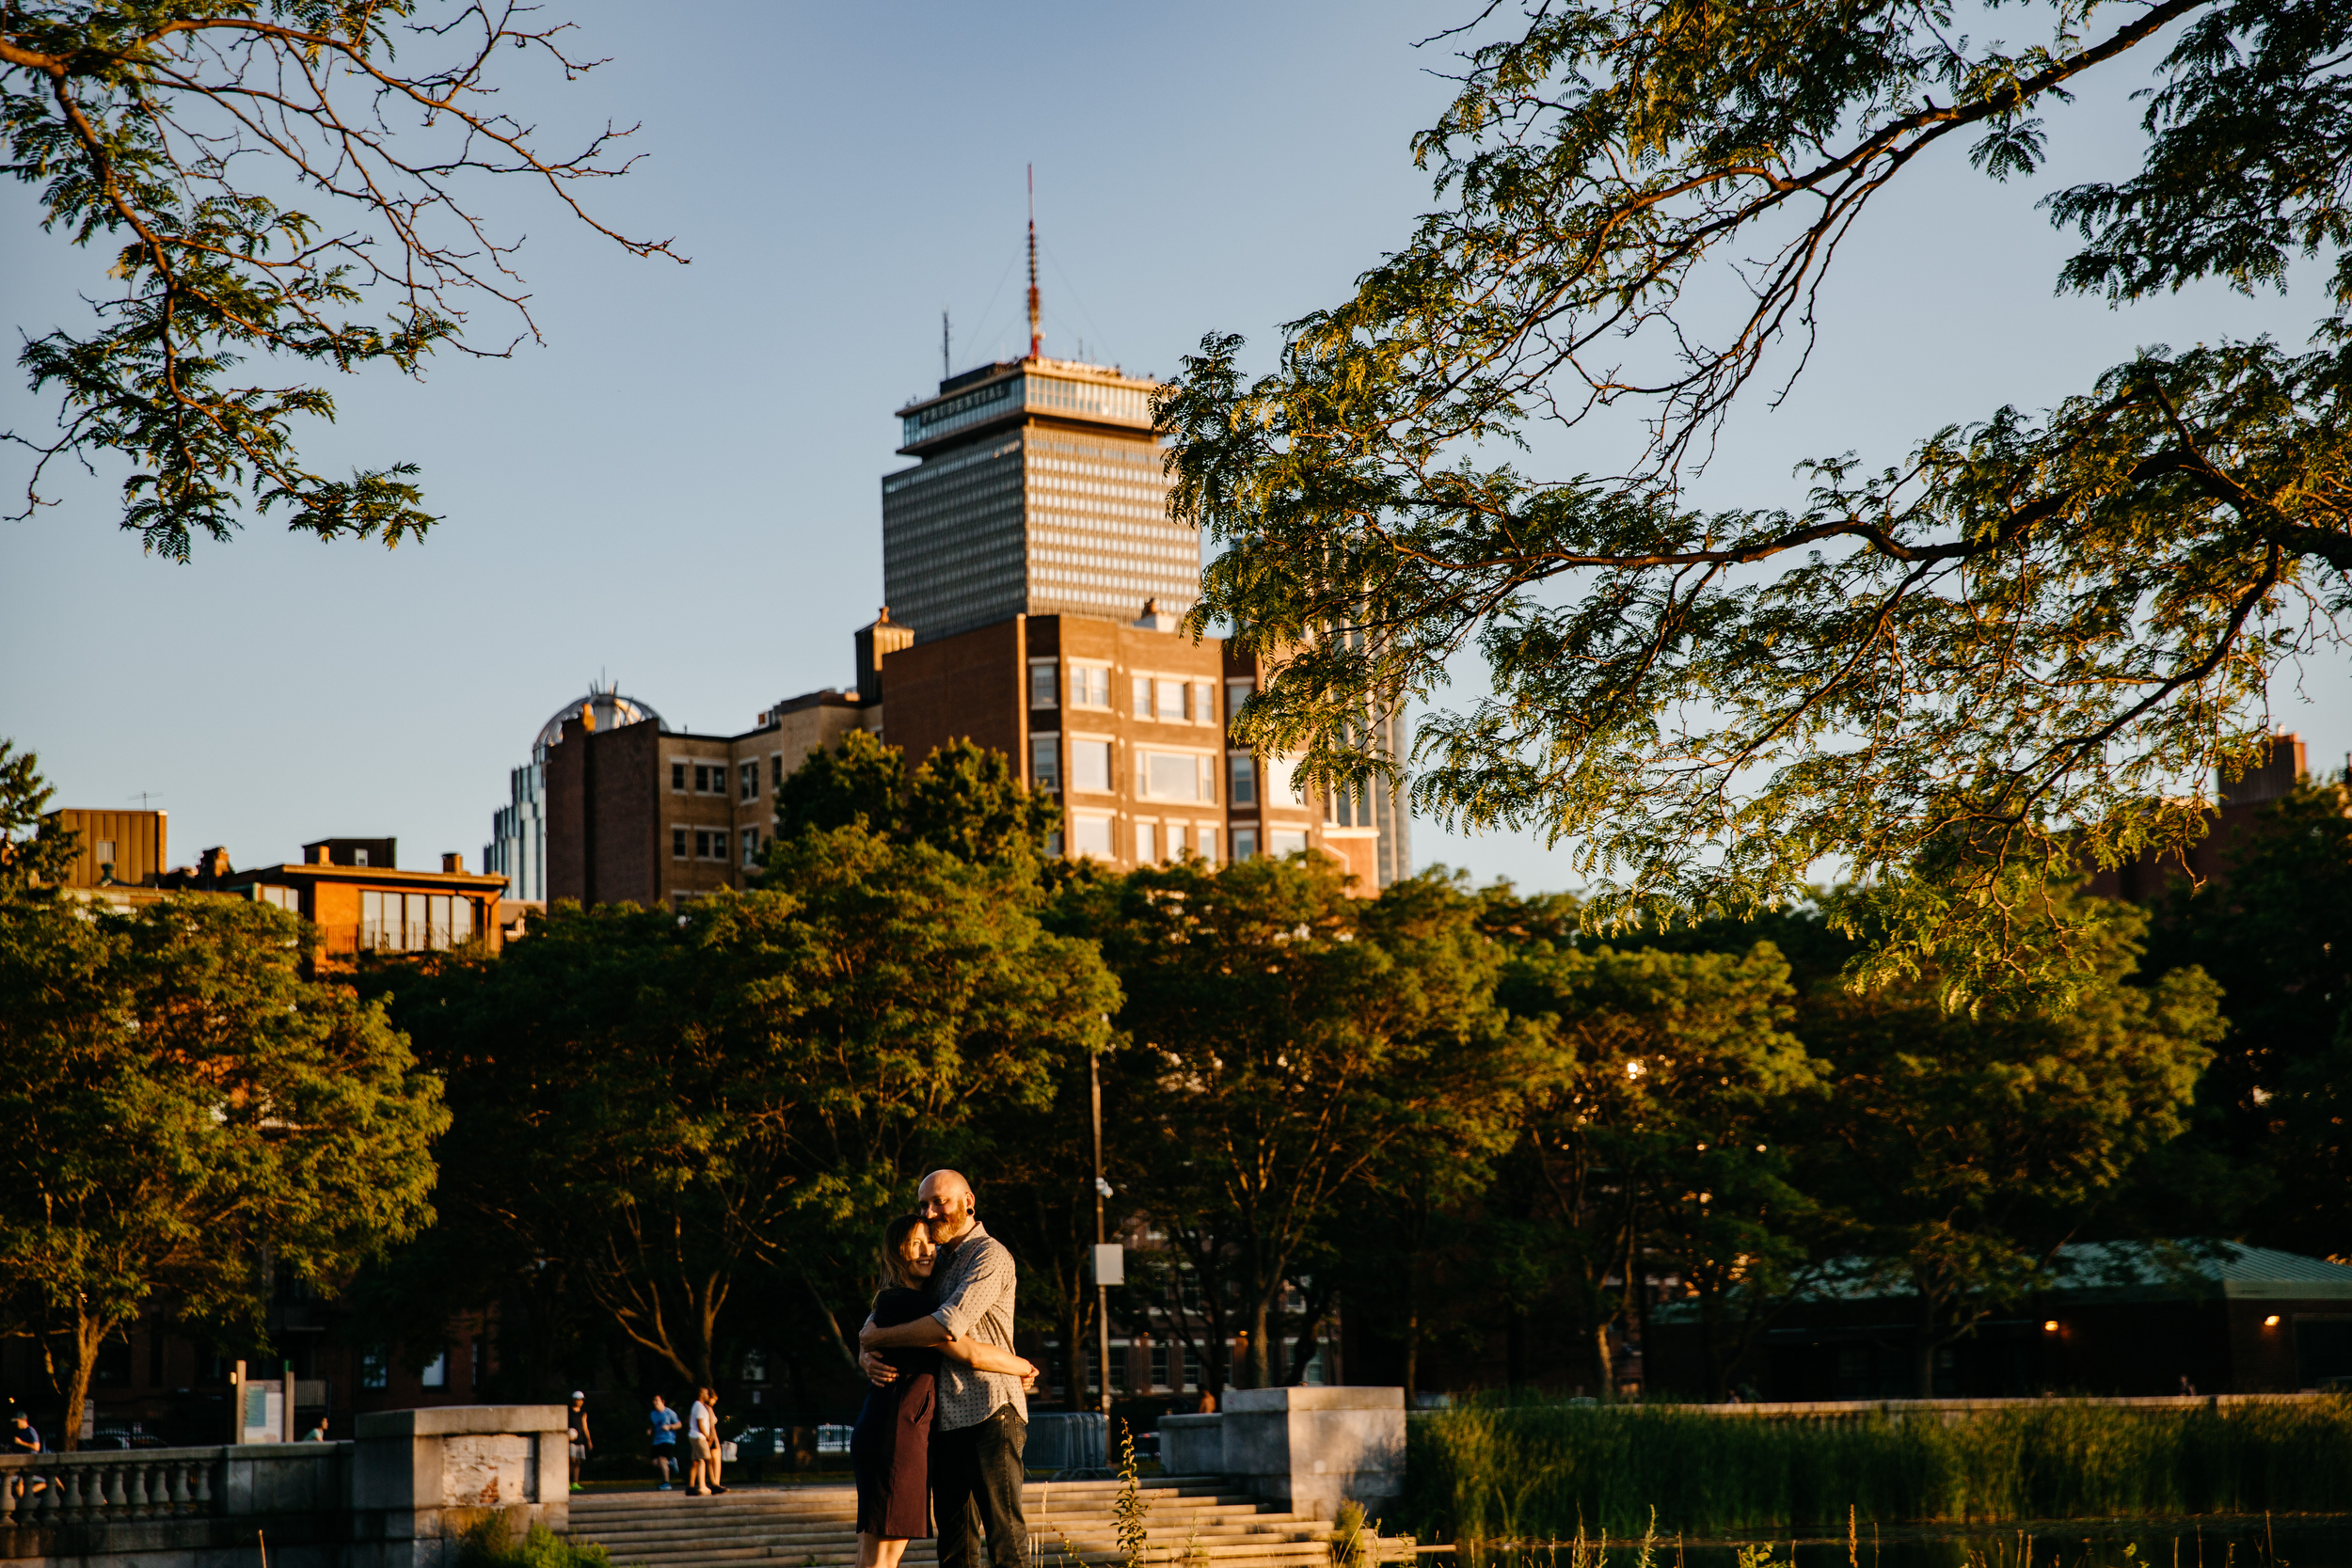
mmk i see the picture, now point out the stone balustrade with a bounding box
[0,1449,223,1526]
[0,1405,561,1568]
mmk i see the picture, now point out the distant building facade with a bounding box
[543,689,872,909]
[885,357,1198,643]
[486,688,665,905]
[2086,733,2330,903]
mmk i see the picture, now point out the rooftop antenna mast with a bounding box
[1026,164,1041,360]
[942,308,951,380]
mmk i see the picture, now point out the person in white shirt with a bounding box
[687,1386,726,1496]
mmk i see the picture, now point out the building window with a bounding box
[1072,815,1115,861]
[361,1348,389,1390]
[1226,679,1254,724]
[353,847,372,866]
[673,827,689,860]
[1265,754,1306,807]
[740,761,758,801]
[361,890,475,952]
[1199,827,1219,864]
[1184,1345,1202,1391]
[96,838,117,866]
[1192,682,1216,723]
[1229,754,1257,806]
[1151,1343,1170,1391]
[420,1351,448,1389]
[1232,828,1260,862]
[771,753,784,789]
[1045,830,1064,857]
[1131,675,1151,716]
[1073,738,1113,793]
[470,1338,486,1388]
[1154,679,1186,721]
[1071,666,1111,707]
[1030,735,1060,791]
[673,761,688,792]
[1135,821,1157,863]
[1030,662,1058,709]
[254,884,298,912]
[1271,828,1310,856]
[1142,751,1216,801]
[1111,1347,1131,1393]
[741,828,759,867]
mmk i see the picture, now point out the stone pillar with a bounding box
[1217,1386,1406,1524]
[349,1405,569,1568]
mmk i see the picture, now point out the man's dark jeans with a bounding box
[932,1405,1027,1568]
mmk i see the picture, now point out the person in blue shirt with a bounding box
[648,1394,682,1489]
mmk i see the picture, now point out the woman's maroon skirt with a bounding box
[851,1367,934,1538]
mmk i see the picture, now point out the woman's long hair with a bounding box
[877,1213,927,1294]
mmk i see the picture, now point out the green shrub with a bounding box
[1401,1396,2352,1541]
[456,1511,620,1568]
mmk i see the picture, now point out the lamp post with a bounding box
[1091,1047,1113,1465]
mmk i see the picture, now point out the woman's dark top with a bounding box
[851,1286,940,1539]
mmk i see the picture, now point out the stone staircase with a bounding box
[566,1478,1346,1568]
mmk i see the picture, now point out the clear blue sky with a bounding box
[4,1,2344,892]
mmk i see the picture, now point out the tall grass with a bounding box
[1401,1397,2352,1541]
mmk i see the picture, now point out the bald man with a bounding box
[860,1170,1027,1568]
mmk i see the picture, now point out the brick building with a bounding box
[2086,733,2328,902]
[543,687,873,908]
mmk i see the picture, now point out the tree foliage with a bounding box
[771,732,1061,870]
[1161,0,2352,995]
[0,738,79,893]
[0,893,447,1445]
[2,0,679,558]
[387,825,1114,1388]
[1797,895,2222,1394]
[1069,856,1547,1388]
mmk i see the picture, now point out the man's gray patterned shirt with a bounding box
[929,1219,1026,1432]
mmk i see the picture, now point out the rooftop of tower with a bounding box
[895,356,1160,457]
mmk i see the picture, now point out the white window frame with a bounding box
[1030,731,1061,792]
[1028,657,1059,710]
[1137,747,1219,803]
[1069,662,1113,709]
[1071,813,1116,862]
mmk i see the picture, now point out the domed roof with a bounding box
[535,686,666,753]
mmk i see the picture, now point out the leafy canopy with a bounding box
[2,1,680,559]
[1162,0,2352,995]
[771,732,1061,869]
[0,893,447,1445]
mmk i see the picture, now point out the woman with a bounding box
[852,1214,1038,1568]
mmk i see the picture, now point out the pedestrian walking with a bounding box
[687,1386,725,1496]
[648,1394,681,1489]
[566,1391,592,1493]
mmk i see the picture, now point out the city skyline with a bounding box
[5,0,2346,891]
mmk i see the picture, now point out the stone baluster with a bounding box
[0,1466,18,1525]
[129,1459,151,1517]
[191,1456,215,1514]
[60,1463,86,1519]
[167,1458,194,1516]
[105,1460,131,1513]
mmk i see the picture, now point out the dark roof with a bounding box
[1779,1243,2352,1307]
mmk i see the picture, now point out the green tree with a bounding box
[1080,857,1545,1388]
[0,894,447,1445]
[1161,0,2352,992]
[2140,783,2352,1253]
[0,739,79,893]
[389,825,1115,1387]
[1797,896,2223,1396]
[771,734,1060,868]
[3,1,678,558]
[1500,942,1817,1398]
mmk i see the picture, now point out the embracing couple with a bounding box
[851,1170,1041,1568]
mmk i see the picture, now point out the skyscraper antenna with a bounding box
[1026,164,1041,361]
[942,308,951,380]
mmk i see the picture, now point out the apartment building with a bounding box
[543,688,873,908]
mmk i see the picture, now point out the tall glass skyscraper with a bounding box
[882,357,1197,642]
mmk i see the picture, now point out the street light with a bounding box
[1090,1044,1120,1466]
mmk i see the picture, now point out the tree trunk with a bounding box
[1247,1290,1273,1389]
[60,1315,107,1453]
[1062,1291,1091,1410]
[1915,1296,1940,1399]
[1593,1320,1616,1401]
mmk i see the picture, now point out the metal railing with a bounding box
[0,1448,220,1525]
